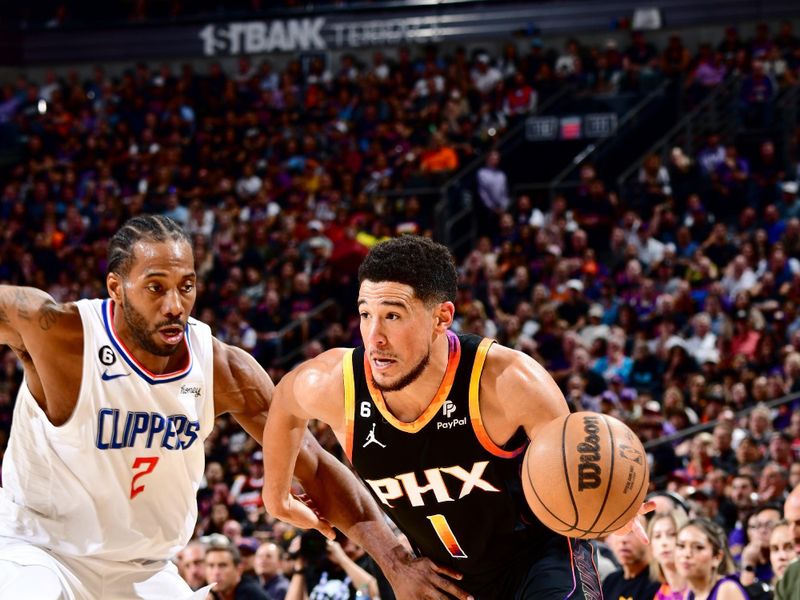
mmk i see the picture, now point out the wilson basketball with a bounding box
[522,412,649,539]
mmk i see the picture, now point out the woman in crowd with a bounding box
[675,517,750,599]
[648,509,688,600]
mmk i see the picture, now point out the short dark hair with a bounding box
[205,544,241,566]
[358,236,457,305]
[107,215,191,277]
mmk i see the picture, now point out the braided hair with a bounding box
[107,215,191,277]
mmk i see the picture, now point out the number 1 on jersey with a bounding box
[130,456,159,499]
[427,514,467,558]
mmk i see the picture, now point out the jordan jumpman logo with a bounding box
[363,423,386,449]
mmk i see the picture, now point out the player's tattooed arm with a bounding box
[0,285,66,348]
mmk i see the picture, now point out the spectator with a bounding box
[648,509,689,600]
[206,544,270,600]
[740,59,777,128]
[470,53,502,96]
[711,422,738,474]
[769,520,797,585]
[177,541,208,592]
[741,505,782,587]
[476,150,510,237]
[686,312,719,365]
[602,517,661,600]
[592,331,633,383]
[503,71,537,119]
[238,538,261,582]
[419,132,458,177]
[255,543,289,600]
[774,486,800,599]
[675,518,749,600]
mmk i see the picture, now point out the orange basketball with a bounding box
[522,411,649,539]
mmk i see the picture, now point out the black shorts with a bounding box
[468,537,603,600]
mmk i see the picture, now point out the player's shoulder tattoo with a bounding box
[39,300,62,331]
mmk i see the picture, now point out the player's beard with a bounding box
[121,289,184,357]
[371,347,431,393]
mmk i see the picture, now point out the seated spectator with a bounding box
[503,71,536,119]
[602,516,661,600]
[686,45,727,104]
[767,432,795,470]
[675,518,749,600]
[649,509,689,600]
[470,53,502,96]
[177,540,207,592]
[419,132,458,177]
[757,463,790,506]
[731,309,762,360]
[741,505,783,588]
[255,542,290,600]
[207,543,269,600]
[769,520,797,586]
[711,422,739,474]
[592,331,633,383]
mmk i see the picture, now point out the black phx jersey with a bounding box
[343,331,566,595]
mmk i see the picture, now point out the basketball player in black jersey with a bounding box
[262,236,651,599]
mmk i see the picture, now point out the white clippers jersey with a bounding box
[0,298,215,562]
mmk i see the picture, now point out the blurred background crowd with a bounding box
[3,3,800,598]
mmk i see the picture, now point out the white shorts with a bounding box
[0,538,214,600]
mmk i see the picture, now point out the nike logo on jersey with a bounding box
[101,370,130,381]
[365,461,500,507]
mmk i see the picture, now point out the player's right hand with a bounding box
[384,545,473,600]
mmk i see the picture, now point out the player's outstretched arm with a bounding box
[262,351,474,600]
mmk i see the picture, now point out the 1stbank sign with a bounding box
[199,19,326,55]
[199,16,444,56]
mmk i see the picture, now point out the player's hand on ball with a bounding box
[611,500,656,544]
[385,545,473,600]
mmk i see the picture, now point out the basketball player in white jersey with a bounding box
[0,215,468,600]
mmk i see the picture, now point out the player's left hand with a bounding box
[275,492,336,540]
[611,500,656,544]
[383,545,473,600]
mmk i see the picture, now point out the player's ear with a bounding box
[107,272,123,304]
[434,301,455,332]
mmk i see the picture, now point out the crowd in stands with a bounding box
[3,19,800,600]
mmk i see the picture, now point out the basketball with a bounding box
[522,411,649,539]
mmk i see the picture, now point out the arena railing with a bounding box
[270,298,339,368]
[775,83,800,169]
[615,74,741,201]
[266,88,575,367]
[643,390,800,489]
[545,78,672,203]
[432,85,576,257]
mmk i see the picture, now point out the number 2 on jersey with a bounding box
[427,514,468,558]
[130,456,159,499]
